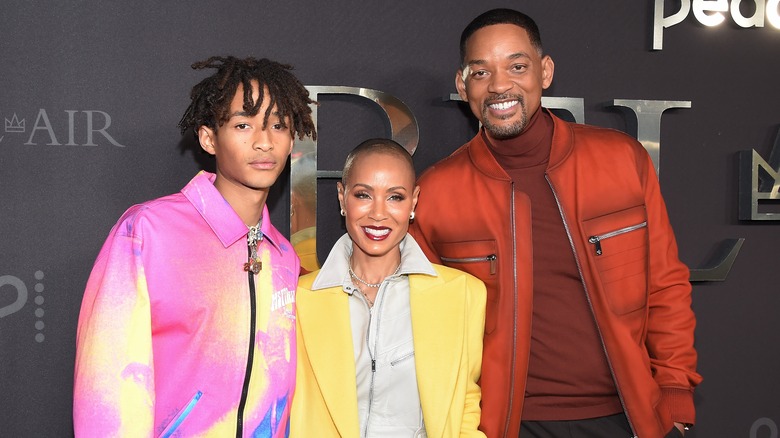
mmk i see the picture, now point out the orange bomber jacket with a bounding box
[410,110,702,438]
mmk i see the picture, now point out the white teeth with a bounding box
[364,227,390,237]
[489,101,518,111]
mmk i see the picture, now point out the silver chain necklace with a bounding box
[348,263,401,288]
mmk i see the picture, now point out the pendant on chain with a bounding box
[244,220,264,275]
[244,259,262,275]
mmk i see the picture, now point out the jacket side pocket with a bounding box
[582,205,649,315]
[158,390,203,438]
[435,239,498,334]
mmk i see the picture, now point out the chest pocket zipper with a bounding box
[389,351,415,367]
[588,222,647,256]
[440,254,497,275]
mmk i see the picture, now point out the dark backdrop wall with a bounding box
[1,1,778,436]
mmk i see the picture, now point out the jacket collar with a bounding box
[466,108,575,178]
[180,171,283,253]
[311,233,438,291]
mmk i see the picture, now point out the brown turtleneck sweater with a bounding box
[484,109,623,421]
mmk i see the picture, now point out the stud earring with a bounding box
[410,211,415,220]
[340,209,346,217]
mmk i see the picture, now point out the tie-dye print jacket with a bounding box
[74,171,299,437]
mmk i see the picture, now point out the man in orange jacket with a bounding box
[410,8,701,438]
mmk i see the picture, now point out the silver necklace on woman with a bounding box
[348,263,402,288]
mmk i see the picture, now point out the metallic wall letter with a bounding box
[689,238,745,281]
[768,0,780,28]
[692,0,729,26]
[731,0,766,27]
[611,99,692,175]
[653,0,691,50]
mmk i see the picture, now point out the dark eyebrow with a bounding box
[227,110,284,119]
[507,52,531,61]
[466,51,531,67]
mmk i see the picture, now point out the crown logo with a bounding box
[739,129,780,221]
[5,113,25,133]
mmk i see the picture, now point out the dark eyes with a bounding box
[353,191,406,201]
[233,120,288,130]
[470,64,527,78]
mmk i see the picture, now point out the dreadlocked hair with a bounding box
[177,56,317,141]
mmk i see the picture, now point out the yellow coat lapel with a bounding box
[410,272,467,438]
[296,286,360,438]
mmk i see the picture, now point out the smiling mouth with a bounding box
[488,100,519,111]
[363,226,390,240]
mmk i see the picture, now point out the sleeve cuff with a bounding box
[659,387,696,425]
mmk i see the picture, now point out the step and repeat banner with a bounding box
[1,1,778,436]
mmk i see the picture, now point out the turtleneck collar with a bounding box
[482,108,554,170]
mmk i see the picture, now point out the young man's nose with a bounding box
[252,129,274,151]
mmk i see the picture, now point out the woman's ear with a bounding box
[412,185,421,211]
[337,182,346,211]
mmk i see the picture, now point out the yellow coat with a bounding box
[290,264,487,438]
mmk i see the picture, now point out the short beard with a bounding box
[480,95,528,140]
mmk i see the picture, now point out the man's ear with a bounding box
[455,69,469,102]
[198,126,217,156]
[541,55,555,90]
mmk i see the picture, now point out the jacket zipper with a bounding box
[502,185,519,437]
[440,254,497,275]
[588,222,647,256]
[236,247,258,438]
[362,280,387,437]
[545,175,637,437]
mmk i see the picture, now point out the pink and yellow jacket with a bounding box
[74,171,299,437]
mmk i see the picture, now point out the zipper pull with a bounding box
[487,254,497,275]
[588,236,603,256]
[371,359,376,373]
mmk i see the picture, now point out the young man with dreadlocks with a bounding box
[73,56,316,437]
